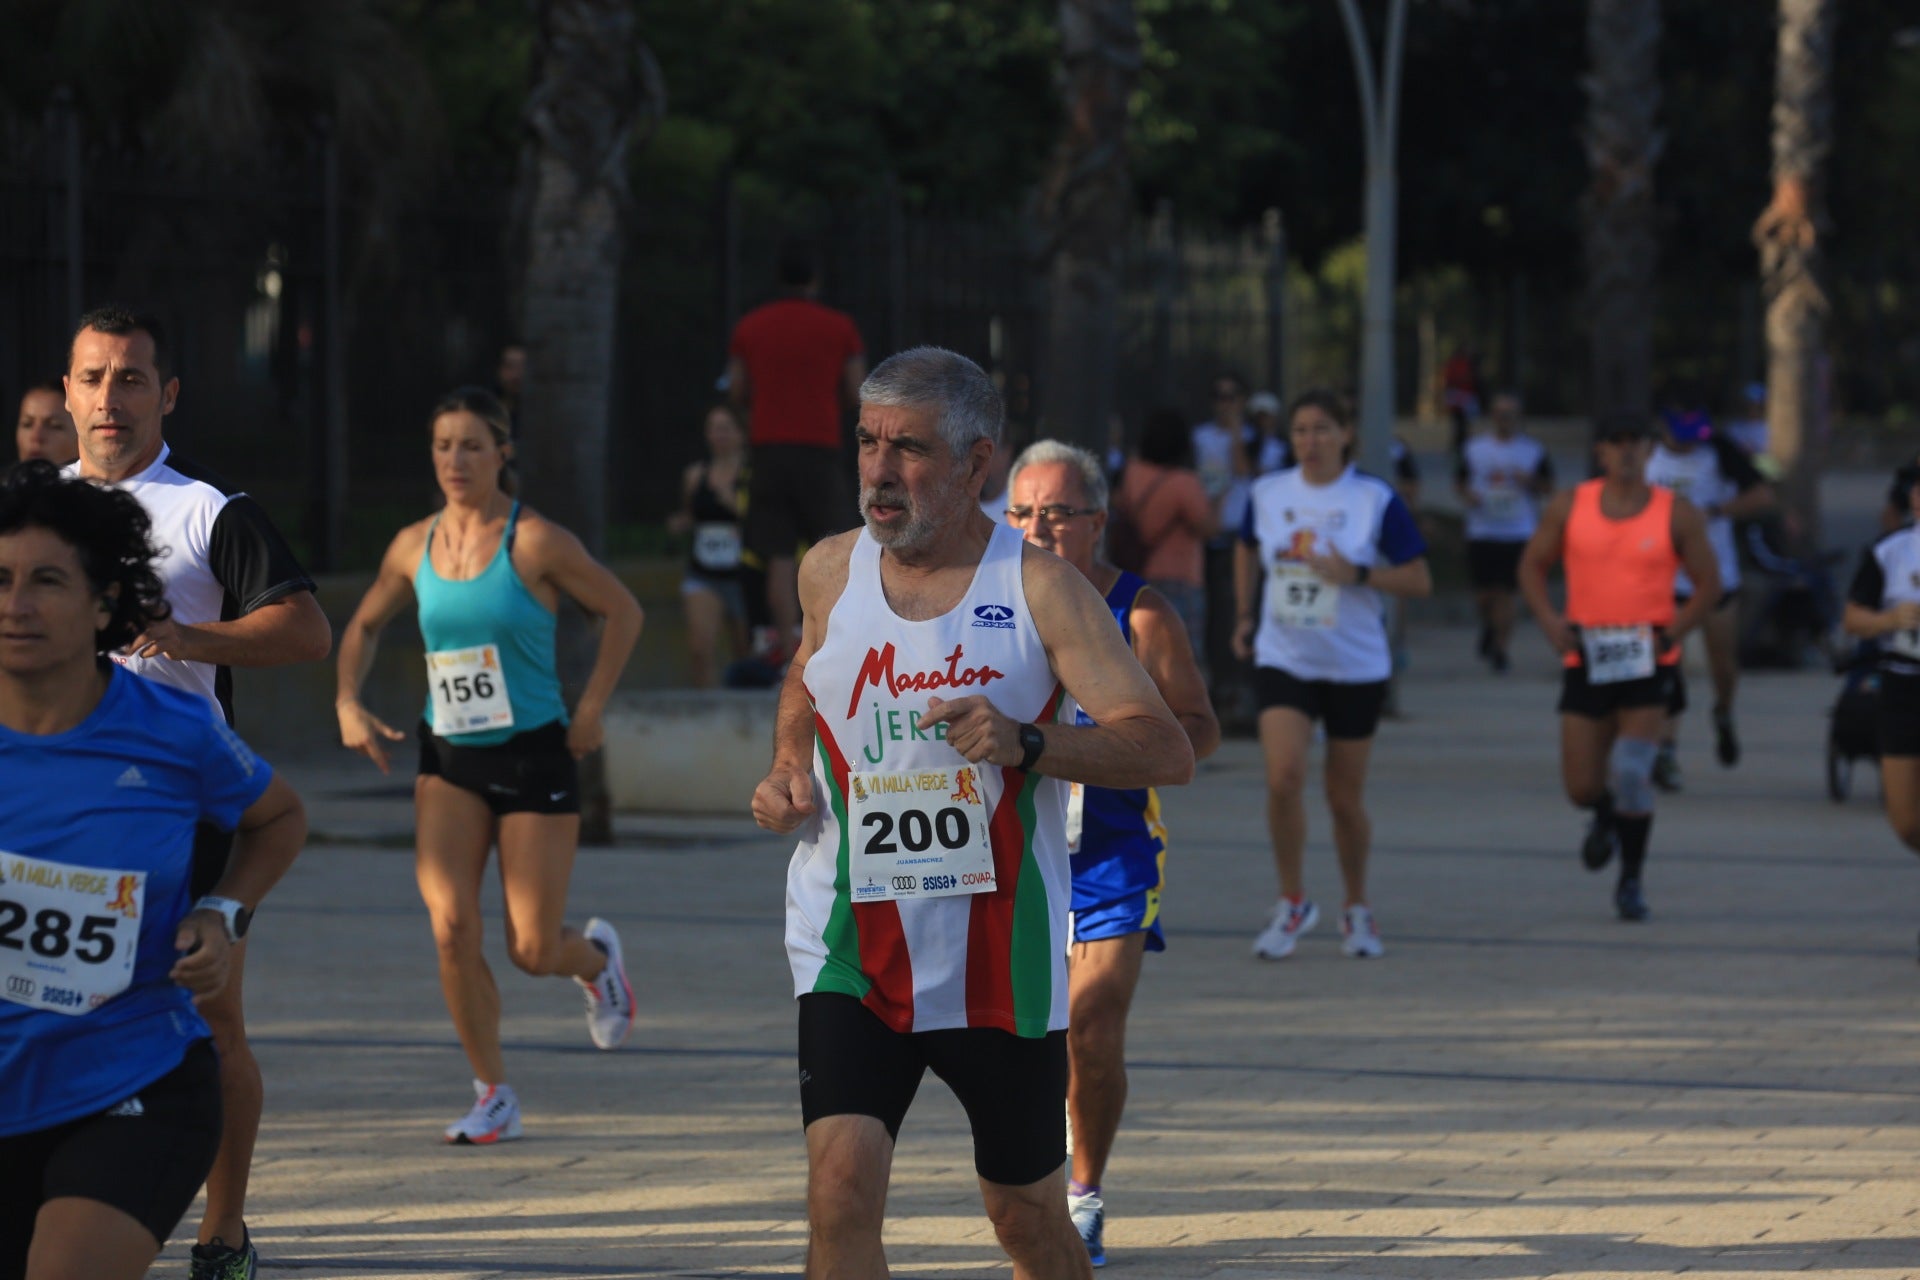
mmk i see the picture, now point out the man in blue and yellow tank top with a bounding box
[1007,439,1221,1269]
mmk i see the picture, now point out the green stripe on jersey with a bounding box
[1007,768,1053,1035]
[811,736,869,1000]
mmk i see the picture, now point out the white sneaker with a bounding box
[1069,1189,1106,1267]
[578,917,635,1050]
[1252,898,1319,959]
[1340,904,1385,958]
[445,1080,522,1145]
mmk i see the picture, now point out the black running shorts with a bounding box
[744,444,856,563]
[0,1040,221,1274]
[1879,670,1920,758]
[1466,539,1526,590]
[1254,667,1389,740]
[417,721,581,816]
[796,992,1068,1188]
[1557,663,1682,719]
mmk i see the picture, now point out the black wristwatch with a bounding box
[1016,723,1046,772]
[1354,563,1372,586]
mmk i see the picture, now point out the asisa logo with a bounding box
[972,603,1016,630]
[846,642,1007,719]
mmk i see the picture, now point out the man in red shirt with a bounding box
[726,242,866,650]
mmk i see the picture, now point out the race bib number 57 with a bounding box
[0,851,144,1016]
[848,767,996,902]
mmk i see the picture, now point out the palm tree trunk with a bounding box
[1754,0,1837,550]
[1038,0,1141,452]
[518,0,651,844]
[1582,0,1663,422]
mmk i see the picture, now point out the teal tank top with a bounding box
[416,502,567,745]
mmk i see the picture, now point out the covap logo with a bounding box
[972,604,1016,630]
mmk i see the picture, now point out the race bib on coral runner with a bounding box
[426,645,514,734]
[0,851,144,1017]
[846,767,996,902]
[692,522,742,573]
[1267,561,1340,629]
[1581,625,1657,685]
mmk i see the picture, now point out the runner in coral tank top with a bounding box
[753,347,1192,1280]
[1520,412,1719,923]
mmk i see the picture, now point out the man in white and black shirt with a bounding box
[65,304,330,1280]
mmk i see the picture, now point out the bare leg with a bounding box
[28,1198,159,1280]
[496,811,605,981]
[414,777,506,1084]
[1066,933,1147,1190]
[980,1164,1095,1280]
[1881,757,1920,854]
[193,948,259,1247]
[803,1114,894,1280]
[1258,707,1314,898]
[1560,713,1616,808]
[1323,735,1377,905]
[683,586,726,688]
[1702,605,1740,712]
[1489,589,1517,658]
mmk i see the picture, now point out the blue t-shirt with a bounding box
[0,666,273,1137]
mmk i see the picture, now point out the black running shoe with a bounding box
[1581,812,1617,871]
[1614,878,1649,921]
[1651,746,1682,793]
[1714,707,1740,767]
[1490,650,1510,674]
[189,1232,257,1280]
[1477,625,1493,659]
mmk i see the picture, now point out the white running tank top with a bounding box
[785,522,1071,1037]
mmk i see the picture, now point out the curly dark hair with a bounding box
[0,460,171,652]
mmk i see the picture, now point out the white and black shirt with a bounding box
[1645,435,1764,595]
[1849,525,1920,678]
[1457,432,1552,543]
[69,444,316,720]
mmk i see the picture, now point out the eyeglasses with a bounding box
[1006,504,1100,526]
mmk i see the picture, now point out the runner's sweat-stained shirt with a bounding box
[785,523,1071,1037]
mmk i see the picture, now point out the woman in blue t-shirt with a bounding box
[0,462,306,1280]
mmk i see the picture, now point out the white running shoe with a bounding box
[1252,898,1319,959]
[445,1080,522,1145]
[1340,904,1385,958]
[1069,1189,1106,1267]
[578,917,635,1050]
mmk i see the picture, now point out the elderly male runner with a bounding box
[753,347,1195,1280]
[66,305,331,1280]
[1006,439,1219,1267]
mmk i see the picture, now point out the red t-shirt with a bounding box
[728,298,864,448]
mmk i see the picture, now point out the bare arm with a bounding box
[1231,538,1261,660]
[1666,497,1721,642]
[726,355,750,413]
[840,353,868,409]
[1130,587,1220,761]
[1519,490,1574,653]
[666,463,701,535]
[922,548,1194,791]
[524,517,646,759]
[1715,481,1774,522]
[171,773,307,1001]
[1845,599,1920,639]
[334,526,424,773]
[753,534,854,832]
[132,591,332,667]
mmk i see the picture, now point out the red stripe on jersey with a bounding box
[813,708,915,1032]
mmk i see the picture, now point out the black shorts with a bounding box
[1466,539,1526,590]
[1557,663,1683,719]
[190,823,233,900]
[744,444,856,561]
[1254,667,1388,740]
[0,1040,221,1272]
[417,721,581,816]
[796,992,1068,1188]
[1878,671,1920,757]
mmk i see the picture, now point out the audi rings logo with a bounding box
[890,875,918,892]
[6,976,35,999]
[971,603,1016,630]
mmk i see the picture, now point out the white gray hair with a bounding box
[1008,438,1109,513]
[859,346,1003,456]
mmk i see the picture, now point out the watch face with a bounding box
[233,907,252,939]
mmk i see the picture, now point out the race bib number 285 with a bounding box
[0,850,144,1017]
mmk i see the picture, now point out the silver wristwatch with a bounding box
[192,896,253,943]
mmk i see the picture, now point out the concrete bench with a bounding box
[603,689,777,814]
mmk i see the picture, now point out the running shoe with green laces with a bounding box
[1069,1189,1106,1268]
[188,1231,257,1280]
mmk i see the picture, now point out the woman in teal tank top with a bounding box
[333,387,645,1145]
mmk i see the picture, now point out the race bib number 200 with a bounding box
[0,851,144,1017]
[848,767,996,902]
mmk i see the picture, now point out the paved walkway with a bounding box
[155,624,1919,1278]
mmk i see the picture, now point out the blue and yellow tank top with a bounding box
[1072,571,1163,858]
[415,502,568,745]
